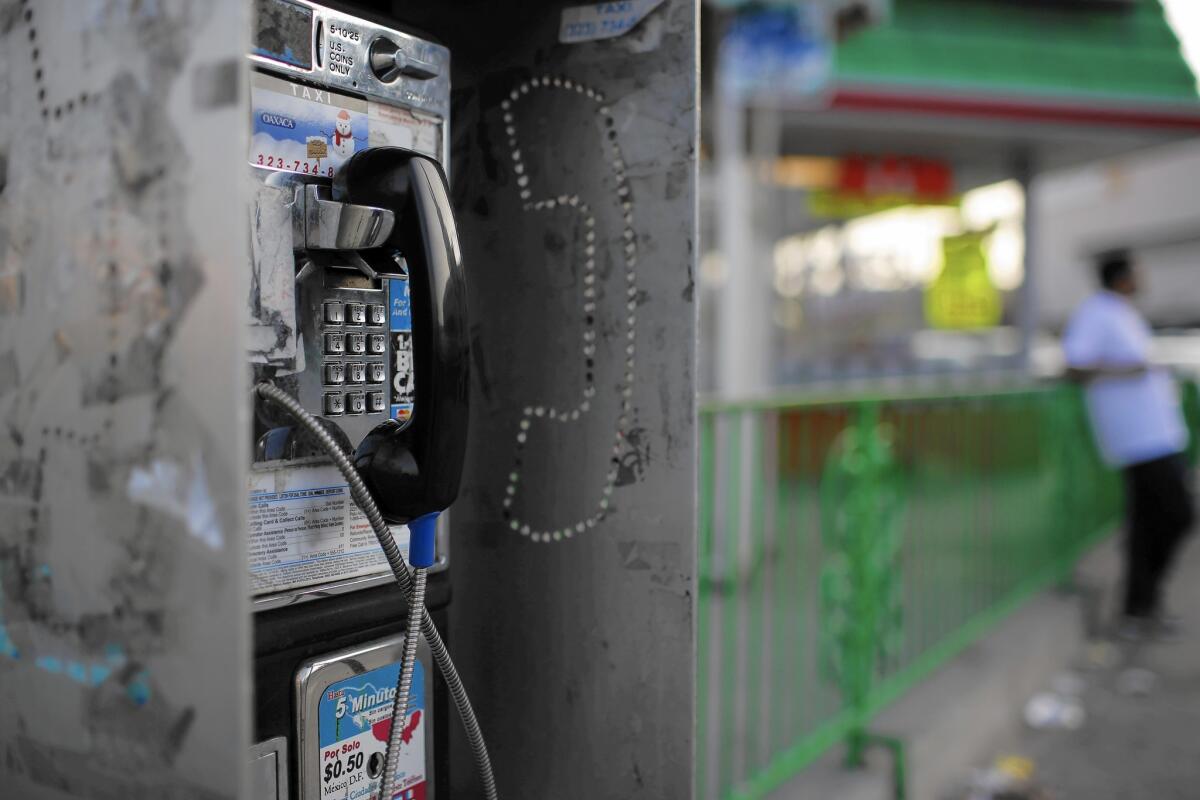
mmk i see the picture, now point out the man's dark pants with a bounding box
[1123,451,1195,618]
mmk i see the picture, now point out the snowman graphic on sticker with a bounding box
[331,109,356,159]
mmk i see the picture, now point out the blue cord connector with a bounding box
[408,512,440,569]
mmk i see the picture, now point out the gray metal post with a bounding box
[1016,151,1038,371]
[426,2,700,798]
[716,90,775,398]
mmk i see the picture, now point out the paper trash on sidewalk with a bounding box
[1024,691,1085,730]
[966,755,1051,800]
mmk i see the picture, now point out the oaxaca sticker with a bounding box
[249,71,367,177]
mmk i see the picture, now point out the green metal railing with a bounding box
[696,381,1199,800]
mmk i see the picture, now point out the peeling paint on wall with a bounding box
[127,455,225,552]
[249,182,300,368]
[0,1,248,797]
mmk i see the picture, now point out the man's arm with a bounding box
[1065,363,1148,384]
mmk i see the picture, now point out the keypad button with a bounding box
[368,391,386,413]
[368,304,387,326]
[346,333,366,355]
[368,334,387,355]
[324,333,345,355]
[368,362,387,384]
[323,393,345,415]
[323,362,345,385]
[346,303,367,325]
[347,362,366,384]
[323,302,345,324]
[345,392,366,415]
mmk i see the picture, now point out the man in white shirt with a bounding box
[1064,250,1194,637]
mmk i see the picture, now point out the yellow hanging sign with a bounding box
[924,231,1001,330]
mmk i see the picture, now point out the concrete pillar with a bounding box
[716,94,776,398]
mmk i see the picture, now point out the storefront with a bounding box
[704,0,1200,395]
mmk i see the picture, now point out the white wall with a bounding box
[1035,137,1200,330]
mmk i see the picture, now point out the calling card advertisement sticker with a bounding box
[317,659,427,799]
[387,276,415,426]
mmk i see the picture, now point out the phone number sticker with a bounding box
[250,71,368,177]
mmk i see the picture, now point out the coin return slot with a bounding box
[314,19,324,69]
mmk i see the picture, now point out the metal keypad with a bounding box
[317,289,389,423]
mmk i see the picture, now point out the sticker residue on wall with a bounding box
[559,0,666,43]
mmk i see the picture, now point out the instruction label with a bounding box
[318,659,427,800]
[248,465,407,596]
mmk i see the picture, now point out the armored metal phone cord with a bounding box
[255,383,500,800]
[382,564,426,800]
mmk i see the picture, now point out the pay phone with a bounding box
[244,3,487,799]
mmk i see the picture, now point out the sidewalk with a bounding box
[959,532,1200,800]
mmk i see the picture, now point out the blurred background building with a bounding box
[698,0,1200,396]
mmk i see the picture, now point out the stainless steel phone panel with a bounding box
[251,0,450,119]
[247,3,452,609]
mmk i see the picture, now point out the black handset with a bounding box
[337,148,470,523]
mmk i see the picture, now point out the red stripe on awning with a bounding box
[832,89,1200,131]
